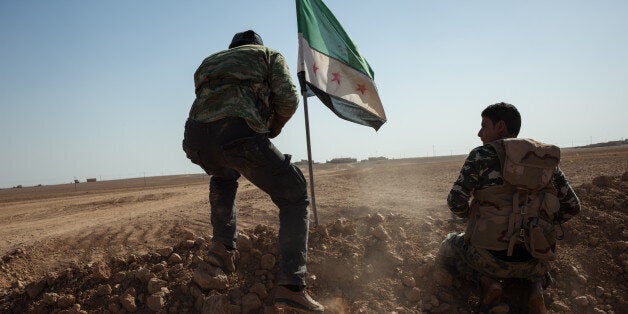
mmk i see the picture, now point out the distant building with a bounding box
[294,159,309,166]
[367,156,388,161]
[86,178,97,182]
[294,159,321,166]
[327,157,357,164]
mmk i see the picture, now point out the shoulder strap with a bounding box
[488,140,506,169]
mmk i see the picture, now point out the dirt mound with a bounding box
[1,174,627,313]
[1,215,452,313]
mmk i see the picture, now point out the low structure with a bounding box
[327,158,357,164]
[365,156,388,162]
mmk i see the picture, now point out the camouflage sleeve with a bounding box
[447,149,480,218]
[551,167,581,224]
[268,52,299,118]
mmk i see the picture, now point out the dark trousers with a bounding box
[183,118,309,286]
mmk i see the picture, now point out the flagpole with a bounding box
[302,91,319,226]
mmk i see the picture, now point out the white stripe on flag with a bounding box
[298,34,386,120]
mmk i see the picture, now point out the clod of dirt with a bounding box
[168,253,183,264]
[331,218,357,235]
[181,239,196,249]
[371,225,392,241]
[156,247,173,257]
[396,226,407,240]
[91,262,111,281]
[241,292,262,313]
[260,254,276,270]
[135,268,153,284]
[315,225,329,237]
[42,292,59,305]
[119,293,137,312]
[550,300,571,312]
[95,284,112,296]
[147,277,167,294]
[592,175,613,187]
[402,275,416,287]
[432,268,453,287]
[415,262,432,278]
[65,303,87,314]
[25,281,45,298]
[238,234,253,251]
[146,291,166,311]
[180,229,196,241]
[249,282,268,299]
[193,265,228,290]
[574,295,590,307]
[369,212,386,224]
[152,261,167,273]
[404,287,421,302]
[57,294,76,309]
[201,294,230,313]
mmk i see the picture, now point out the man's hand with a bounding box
[269,127,282,138]
[268,114,290,139]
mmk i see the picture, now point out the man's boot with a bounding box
[479,275,503,307]
[206,242,236,274]
[528,280,548,314]
[274,285,325,313]
[478,276,509,313]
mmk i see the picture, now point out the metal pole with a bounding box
[302,92,319,226]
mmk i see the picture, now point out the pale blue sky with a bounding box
[1,1,627,187]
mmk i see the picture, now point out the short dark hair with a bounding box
[481,102,521,137]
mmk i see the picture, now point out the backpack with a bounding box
[491,138,561,261]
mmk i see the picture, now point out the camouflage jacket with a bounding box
[447,144,581,224]
[188,45,299,133]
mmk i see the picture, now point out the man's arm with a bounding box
[267,52,299,137]
[268,114,290,139]
[551,167,581,224]
[447,150,481,218]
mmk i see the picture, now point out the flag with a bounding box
[296,0,387,131]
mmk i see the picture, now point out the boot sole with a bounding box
[274,299,324,313]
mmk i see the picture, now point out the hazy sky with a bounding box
[1,1,627,187]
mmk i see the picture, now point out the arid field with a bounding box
[1,145,627,313]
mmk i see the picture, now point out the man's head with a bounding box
[478,102,521,144]
[229,30,263,49]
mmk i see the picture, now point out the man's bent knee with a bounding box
[271,159,308,204]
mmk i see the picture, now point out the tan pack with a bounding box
[483,138,561,261]
[499,138,560,190]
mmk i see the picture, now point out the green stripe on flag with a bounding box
[296,0,374,79]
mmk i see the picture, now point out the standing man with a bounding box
[183,30,324,313]
[439,102,580,313]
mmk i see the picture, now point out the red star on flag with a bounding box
[313,64,319,76]
[356,84,367,95]
[331,72,341,85]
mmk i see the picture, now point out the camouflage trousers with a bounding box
[438,232,549,284]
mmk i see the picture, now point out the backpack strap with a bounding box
[488,140,506,170]
[491,139,534,256]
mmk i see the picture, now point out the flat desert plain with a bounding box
[1,145,627,313]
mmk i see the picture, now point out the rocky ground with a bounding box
[0,146,626,313]
[1,172,627,313]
